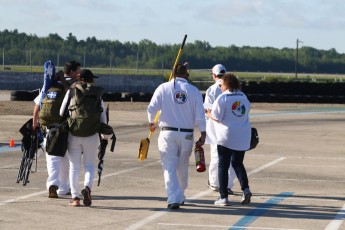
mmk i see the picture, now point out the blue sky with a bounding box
[1,0,344,53]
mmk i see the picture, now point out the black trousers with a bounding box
[217,145,249,199]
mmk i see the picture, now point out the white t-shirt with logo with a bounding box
[147,77,206,132]
[211,90,251,151]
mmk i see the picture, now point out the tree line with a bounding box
[1,29,345,74]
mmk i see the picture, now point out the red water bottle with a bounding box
[194,145,206,172]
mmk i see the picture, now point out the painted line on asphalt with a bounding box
[325,203,345,230]
[229,192,294,230]
[0,160,161,207]
[157,223,306,230]
[125,157,286,230]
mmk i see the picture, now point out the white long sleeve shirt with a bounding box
[147,77,206,132]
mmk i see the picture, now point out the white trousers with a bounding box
[208,144,235,189]
[158,130,194,204]
[45,152,70,195]
[67,133,99,199]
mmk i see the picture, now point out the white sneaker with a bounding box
[241,189,252,204]
[214,197,230,206]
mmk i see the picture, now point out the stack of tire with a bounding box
[241,81,345,103]
[10,90,40,101]
[102,92,153,102]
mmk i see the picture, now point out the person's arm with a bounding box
[32,92,43,130]
[147,85,163,132]
[32,104,40,130]
[100,100,107,123]
[60,90,70,117]
[195,131,206,147]
[205,109,219,122]
[195,91,207,147]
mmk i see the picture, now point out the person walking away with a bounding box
[204,64,236,195]
[147,63,206,210]
[32,60,81,198]
[60,69,107,207]
[205,73,252,206]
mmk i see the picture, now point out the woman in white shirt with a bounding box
[206,73,252,206]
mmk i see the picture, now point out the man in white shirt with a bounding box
[204,64,236,194]
[147,63,206,210]
[32,61,81,198]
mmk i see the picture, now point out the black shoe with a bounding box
[241,189,252,204]
[81,186,92,206]
[167,203,180,210]
[227,188,234,195]
[48,185,58,198]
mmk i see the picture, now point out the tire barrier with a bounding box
[102,92,122,102]
[10,90,39,101]
[242,82,345,103]
[10,81,345,103]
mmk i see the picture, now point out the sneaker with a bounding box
[48,185,58,198]
[69,197,80,207]
[227,188,234,195]
[81,186,92,206]
[241,189,252,204]
[167,203,180,210]
[207,180,219,192]
[214,197,230,206]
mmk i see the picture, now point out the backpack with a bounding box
[39,84,66,127]
[67,82,104,137]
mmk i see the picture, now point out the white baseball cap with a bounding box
[212,64,226,77]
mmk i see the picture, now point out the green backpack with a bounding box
[39,84,66,127]
[67,82,104,137]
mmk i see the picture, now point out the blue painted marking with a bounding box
[0,146,21,153]
[229,192,294,230]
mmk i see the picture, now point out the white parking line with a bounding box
[325,203,345,230]
[125,157,286,230]
[157,223,306,230]
[0,160,161,207]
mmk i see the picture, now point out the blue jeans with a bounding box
[217,145,249,199]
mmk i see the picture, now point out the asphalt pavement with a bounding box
[0,104,345,230]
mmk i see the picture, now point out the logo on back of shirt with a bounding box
[174,91,188,104]
[231,101,246,117]
[47,91,57,99]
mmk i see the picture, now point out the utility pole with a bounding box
[295,39,303,79]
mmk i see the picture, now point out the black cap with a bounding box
[79,69,98,81]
